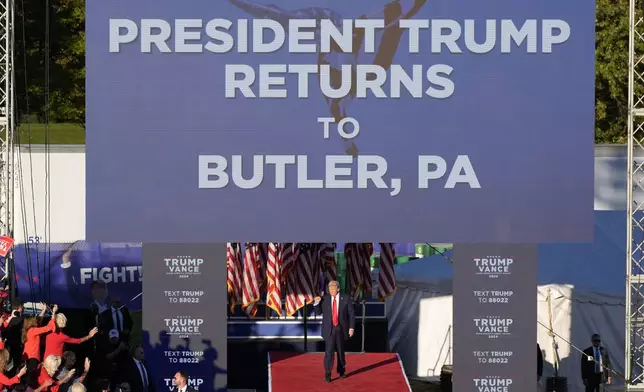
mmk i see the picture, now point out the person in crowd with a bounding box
[581,333,612,392]
[93,379,110,392]
[38,355,77,392]
[68,383,85,392]
[313,280,355,383]
[15,381,51,392]
[117,382,131,392]
[89,281,109,345]
[43,313,97,359]
[5,299,26,372]
[98,329,129,387]
[99,297,133,342]
[56,352,90,392]
[89,281,109,319]
[537,344,544,382]
[22,304,57,384]
[124,346,152,392]
[172,371,195,392]
[0,348,26,389]
[12,380,54,392]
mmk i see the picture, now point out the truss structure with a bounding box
[627,0,644,387]
[0,0,14,285]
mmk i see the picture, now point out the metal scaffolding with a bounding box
[0,0,14,285]
[627,0,644,387]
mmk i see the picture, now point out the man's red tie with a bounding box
[332,296,339,326]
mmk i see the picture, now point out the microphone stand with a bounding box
[361,300,366,353]
[303,305,308,352]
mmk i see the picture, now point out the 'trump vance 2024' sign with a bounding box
[86,0,595,243]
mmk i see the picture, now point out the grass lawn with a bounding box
[14,123,85,144]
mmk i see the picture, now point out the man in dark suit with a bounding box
[172,371,197,392]
[581,333,612,392]
[124,346,154,392]
[100,296,134,341]
[313,280,355,383]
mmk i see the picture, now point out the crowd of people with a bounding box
[0,280,154,392]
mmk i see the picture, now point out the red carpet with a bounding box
[268,352,411,392]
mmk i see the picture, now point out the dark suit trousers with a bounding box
[324,326,346,376]
[585,373,603,392]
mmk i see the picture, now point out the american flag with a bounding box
[285,243,320,316]
[377,243,396,300]
[242,243,265,317]
[281,243,298,275]
[227,243,243,312]
[266,243,284,316]
[345,243,374,301]
[319,243,337,284]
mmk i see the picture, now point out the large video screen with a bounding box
[86,0,595,243]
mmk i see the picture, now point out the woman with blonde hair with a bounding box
[0,348,26,389]
[38,354,77,392]
[43,312,98,359]
[69,382,86,392]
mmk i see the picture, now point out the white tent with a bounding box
[377,211,627,391]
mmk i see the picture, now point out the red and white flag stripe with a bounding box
[377,243,396,301]
[242,243,265,317]
[319,243,337,284]
[226,243,243,311]
[285,243,320,316]
[266,243,283,316]
[345,243,373,301]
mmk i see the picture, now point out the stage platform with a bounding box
[268,352,412,392]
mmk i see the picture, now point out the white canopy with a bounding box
[377,211,627,390]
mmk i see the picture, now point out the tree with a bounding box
[595,0,631,144]
[15,0,85,127]
[10,0,642,143]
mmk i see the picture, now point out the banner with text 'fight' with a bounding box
[86,0,595,243]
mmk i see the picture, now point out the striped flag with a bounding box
[227,243,243,312]
[345,243,373,301]
[319,243,337,284]
[256,243,268,292]
[378,243,396,301]
[242,243,264,317]
[281,243,298,275]
[285,243,320,316]
[266,243,284,316]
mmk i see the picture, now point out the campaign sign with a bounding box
[142,244,227,392]
[453,244,538,392]
[14,242,143,310]
[86,0,595,243]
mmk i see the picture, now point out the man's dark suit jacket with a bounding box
[124,357,155,392]
[581,346,611,383]
[316,294,355,338]
[99,306,134,333]
[174,387,197,392]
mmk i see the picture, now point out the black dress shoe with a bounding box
[325,376,331,382]
[339,374,347,379]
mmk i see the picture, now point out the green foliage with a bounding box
[595,0,631,143]
[10,0,641,143]
[15,0,85,127]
